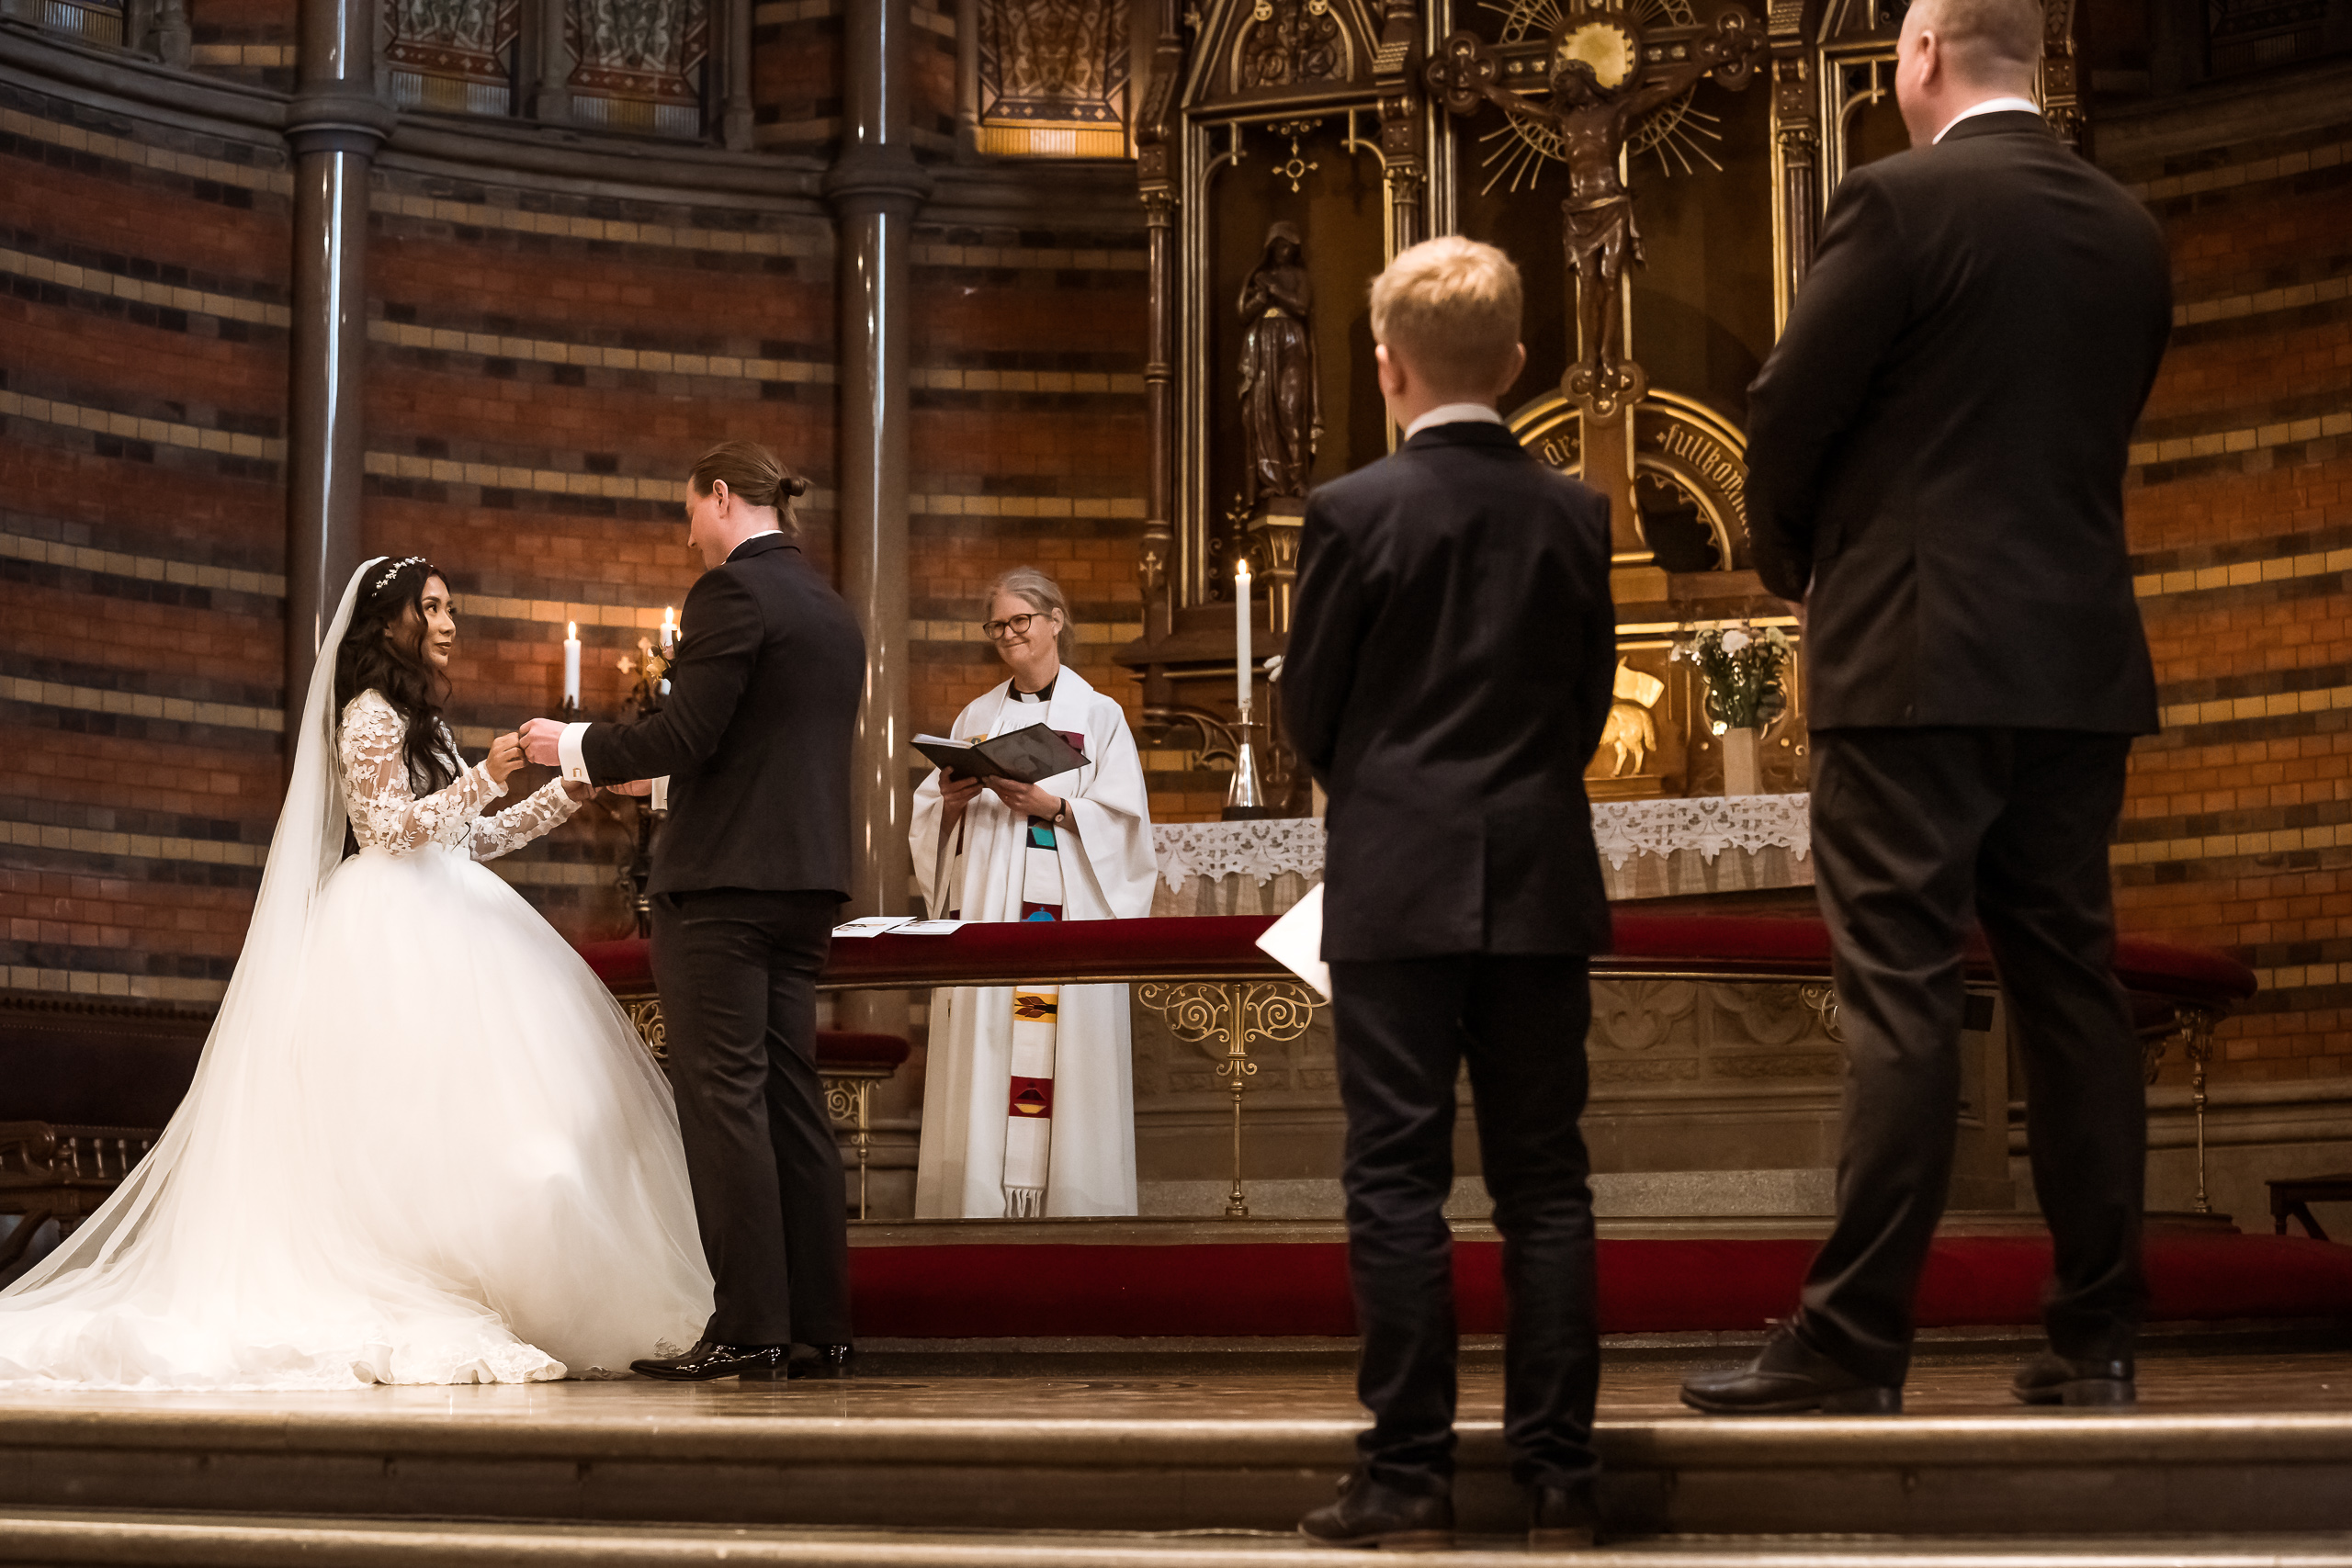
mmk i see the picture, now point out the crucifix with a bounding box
[1429,0,1761,537]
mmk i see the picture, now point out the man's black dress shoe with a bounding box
[1679,1322,1903,1416]
[787,1343,855,1381]
[1528,1483,1600,1550]
[629,1339,789,1382]
[1297,1469,1454,1551]
[2012,1350,2135,1407]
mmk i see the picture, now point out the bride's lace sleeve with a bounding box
[339,692,504,855]
[469,776,583,862]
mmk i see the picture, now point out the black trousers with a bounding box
[650,887,850,1348]
[1329,954,1599,1497]
[1802,728,2145,1385]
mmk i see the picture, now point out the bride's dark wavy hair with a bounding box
[334,556,458,795]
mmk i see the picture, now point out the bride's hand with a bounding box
[560,779,594,803]
[485,732,527,785]
[608,777,653,797]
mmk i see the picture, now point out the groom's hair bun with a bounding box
[690,440,808,532]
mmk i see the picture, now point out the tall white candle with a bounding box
[562,622,581,707]
[660,606,676,651]
[1235,559,1252,714]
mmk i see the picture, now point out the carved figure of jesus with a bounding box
[1492,51,1715,378]
[1433,11,1761,386]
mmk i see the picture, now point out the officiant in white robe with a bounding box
[910,568,1156,1218]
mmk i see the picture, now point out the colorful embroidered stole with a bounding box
[1001,683,1068,1216]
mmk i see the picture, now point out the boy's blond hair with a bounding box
[1368,236,1523,398]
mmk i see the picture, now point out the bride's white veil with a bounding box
[3,558,384,1297]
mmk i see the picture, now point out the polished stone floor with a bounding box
[0,1343,2344,1423]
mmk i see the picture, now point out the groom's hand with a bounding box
[518,716,567,767]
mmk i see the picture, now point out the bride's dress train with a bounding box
[0,571,713,1390]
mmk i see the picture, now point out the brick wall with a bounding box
[1,45,1177,1001]
[2098,64,2352,1082]
[187,0,298,86]
[362,162,838,941]
[1,81,291,1006]
[903,190,1167,823]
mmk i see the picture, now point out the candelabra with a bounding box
[1223,696,1273,819]
[604,636,674,938]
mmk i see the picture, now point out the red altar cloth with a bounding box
[578,911,2257,1002]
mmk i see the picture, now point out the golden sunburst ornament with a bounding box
[1474,0,1728,195]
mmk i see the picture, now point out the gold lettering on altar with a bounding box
[1654,423,1747,527]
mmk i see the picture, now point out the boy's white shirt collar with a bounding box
[1404,402,1504,439]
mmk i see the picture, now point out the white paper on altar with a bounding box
[833,916,914,938]
[1254,882,1332,1001]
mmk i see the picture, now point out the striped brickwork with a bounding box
[2108,110,2352,1081]
[0,81,291,1005]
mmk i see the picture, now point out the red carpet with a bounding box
[849,1232,2352,1338]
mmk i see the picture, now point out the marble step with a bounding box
[2,1401,2348,1539]
[1,1511,2349,1568]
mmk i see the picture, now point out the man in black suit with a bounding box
[521,441,866,1382]
[1283,236,1617,1551]
[1679,0,2172,1416]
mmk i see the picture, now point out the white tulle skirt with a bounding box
[0,842,714,1390]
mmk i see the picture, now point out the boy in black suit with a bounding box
[1283,237,1617,1550]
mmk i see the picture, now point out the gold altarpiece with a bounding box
[1117,0,2083,806]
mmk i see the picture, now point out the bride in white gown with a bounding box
[0,557,713,1389]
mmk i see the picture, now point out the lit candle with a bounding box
[562,622,581,708]
[660,606,676,651]
[1235,559,1252,715]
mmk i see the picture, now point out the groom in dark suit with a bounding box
[1679,0,2172,1416]
[522,440,865,1382]
[1283,236,1616,1551]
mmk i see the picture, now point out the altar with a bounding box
[1149,799,1812,918]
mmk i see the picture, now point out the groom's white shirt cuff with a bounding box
[557,722,593,783]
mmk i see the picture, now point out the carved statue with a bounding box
[1238,221,1321,510]
[1430,5,1761,390]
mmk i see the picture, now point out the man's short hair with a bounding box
[1369,236,1524,398]
[1916,0,2043,85]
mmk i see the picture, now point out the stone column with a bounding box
[954,0,979,154]
[284,0,394,744]
[827,0,932,1041]
[532,0,571,124]
[719,0,753,151]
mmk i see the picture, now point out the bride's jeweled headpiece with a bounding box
[371,556,428,595]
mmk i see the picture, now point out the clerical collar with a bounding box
[1011,677,1056,703]
[1405,402,1504,439]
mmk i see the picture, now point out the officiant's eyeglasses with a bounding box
[980,612,1046,640]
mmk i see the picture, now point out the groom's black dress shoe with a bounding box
[1297,1469,1454,1551]
[629,1339,790,1382]
[2012,1350,2135,1407]
[1679,1321,1903,1416]
[786,1343,855,1381]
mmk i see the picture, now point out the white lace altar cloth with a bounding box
[1150,795,1811,913]
[1589,793,1810,871]
[1154,818,1327,890]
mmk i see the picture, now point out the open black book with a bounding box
[914,723,1089,785]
